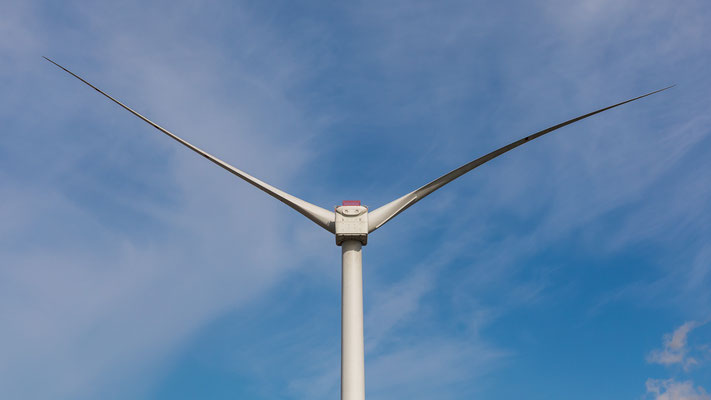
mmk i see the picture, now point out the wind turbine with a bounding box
[45,56,671,400]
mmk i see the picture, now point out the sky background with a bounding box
[1,0,710,399]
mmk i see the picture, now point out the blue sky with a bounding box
[1,0,710,399]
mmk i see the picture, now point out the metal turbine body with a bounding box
[45,57,671,400]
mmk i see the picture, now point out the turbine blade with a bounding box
[44,57,335,233]
[368,86,674,232]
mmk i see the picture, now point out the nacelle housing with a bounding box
[335,202,368,245]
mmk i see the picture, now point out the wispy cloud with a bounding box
[364,269,434,352]
[366,337,507,400]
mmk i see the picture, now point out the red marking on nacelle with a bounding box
[342,200,361,206]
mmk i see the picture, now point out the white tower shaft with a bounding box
[341,240,365,400]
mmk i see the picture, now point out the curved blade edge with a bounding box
[368,85,674,232]
[44,56,335,233]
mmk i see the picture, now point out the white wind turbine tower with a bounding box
[45,57,671,400]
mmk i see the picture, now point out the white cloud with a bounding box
[646,379,711,400]
[644,322,711,400]
[647,321,705,370]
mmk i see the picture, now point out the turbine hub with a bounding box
[335,201,368,246]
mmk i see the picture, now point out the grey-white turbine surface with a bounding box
[45,56,671,400]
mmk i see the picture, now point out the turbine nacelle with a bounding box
[335,201,368,246]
